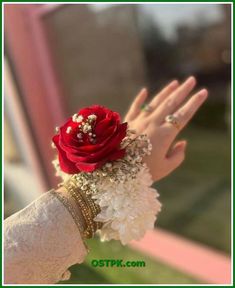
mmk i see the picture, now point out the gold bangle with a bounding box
[64,182,94,238]
[63,181,102,238]
[68,178,102,222]
[78,189,103,232]
[72,189,95,238]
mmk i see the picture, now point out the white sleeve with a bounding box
[4,190,88,284]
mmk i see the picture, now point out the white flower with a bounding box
[52,131,161,245]
[72,114,83,123]
[66,126,72,134]
[52,159,71,182]
[93,166,161,245]
[88,114,97,121]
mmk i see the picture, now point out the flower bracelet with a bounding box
[52,105,161,245]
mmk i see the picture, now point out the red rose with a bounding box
[52,105,127,173]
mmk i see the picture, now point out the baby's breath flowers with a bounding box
[53,127,161,244]
[52,105,127,173]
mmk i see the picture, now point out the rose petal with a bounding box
[77,121,127,154]
[52,135,79,174]
[67,123,127,163]
[97,125,116,143]
[75,148,126,172]
[78,105,108,121]
[95,117,113,135]
[60,120,81,147]
[52,106,126,174]
[76,160,103,172]
[106,148,126,161]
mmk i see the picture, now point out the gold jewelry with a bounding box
[50,189,85,236]
[67,179,99,220]
[74,194,93,237]
[165,114,180,130]
[63,180,102,238]
[64,182,94,238]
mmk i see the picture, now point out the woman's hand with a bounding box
[124,76,208,182]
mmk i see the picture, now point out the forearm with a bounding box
[4,189,88,284]
[4,106,163,284]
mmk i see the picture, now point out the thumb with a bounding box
[167,140,187,169]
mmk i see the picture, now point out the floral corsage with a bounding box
[52,105,161,245]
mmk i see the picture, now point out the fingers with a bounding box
[149,80,179,109]
[172,88,208,132]
[125,88,148,121]
[151,76,197,123]
[166,140,187,170]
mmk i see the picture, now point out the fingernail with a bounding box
[171,80,179,86]
[180,140,187,147]
[198,89,208,99]
[139,87,146,95]
[184,75,195,84]
[188,76,196,83]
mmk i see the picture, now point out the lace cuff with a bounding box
[4,191,87,284]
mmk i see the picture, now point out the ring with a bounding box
[141,104,153,113]
[165,114,180,129]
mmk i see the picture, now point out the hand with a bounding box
[124,76,208,181]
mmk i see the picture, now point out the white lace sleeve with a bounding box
[4,190,88,284]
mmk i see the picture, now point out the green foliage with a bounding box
[156,127,231,253]
[191,102,228,130]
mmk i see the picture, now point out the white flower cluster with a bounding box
[94,165,161,244]
[52,131,161,245]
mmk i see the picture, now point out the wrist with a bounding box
[53,183,102,239]
[62,179,102,239]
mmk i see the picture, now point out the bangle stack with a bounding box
[63,179,103,239]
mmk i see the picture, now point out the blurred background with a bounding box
[4,3,231,284]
